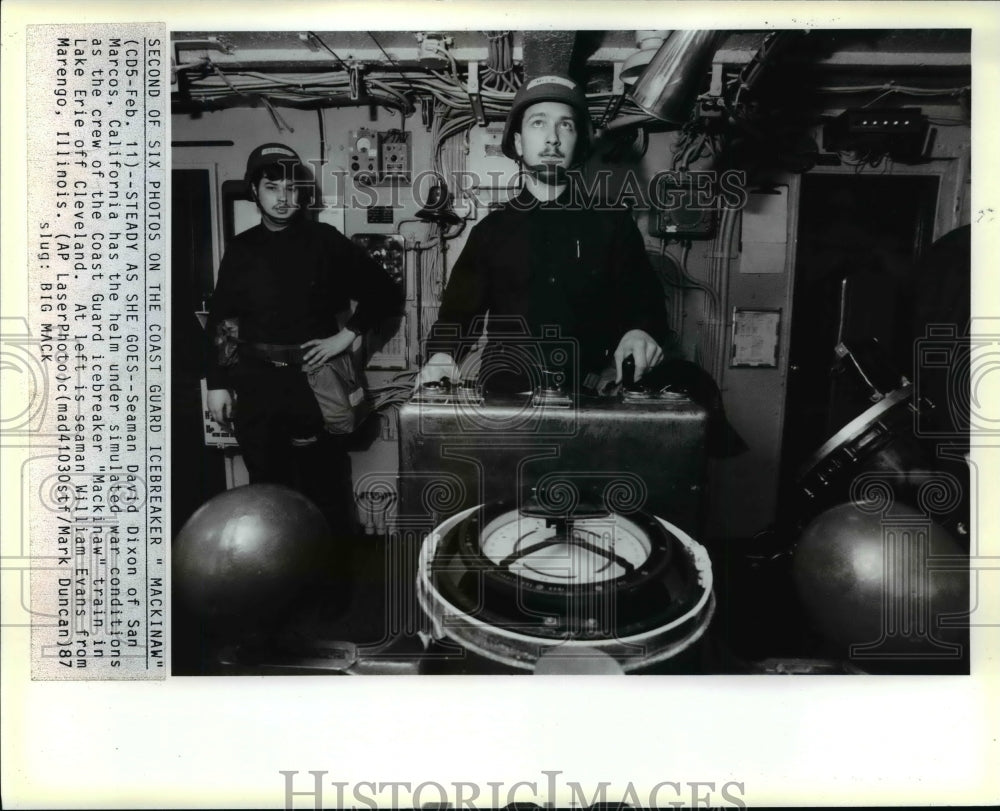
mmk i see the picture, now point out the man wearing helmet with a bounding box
[418,75,669,393]
[204,143,402,530]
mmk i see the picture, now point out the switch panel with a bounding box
[378,130,412,182]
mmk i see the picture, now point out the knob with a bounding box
[538,367,565,392]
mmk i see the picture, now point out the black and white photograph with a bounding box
[170,27,973,678]
[2,2,999,809]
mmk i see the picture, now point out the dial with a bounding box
[478,511,653,585]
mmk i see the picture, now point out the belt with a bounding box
[244,342,307,367]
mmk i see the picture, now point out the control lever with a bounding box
[621,356,650,393]
[621,356,636,387]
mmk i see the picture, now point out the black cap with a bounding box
[244,143,304,183]
[501,75,593,165]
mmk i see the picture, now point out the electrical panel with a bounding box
[483,123,504,157]
[351,233,406,291]
[351,233,408,370]
[348,128,412,185]
[348,128,379,184]
[378,130,412,182]
[649,174,716,240]
[823,107,930,162]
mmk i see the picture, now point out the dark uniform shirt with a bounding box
[425,186,669,389]
[205,217,402,389]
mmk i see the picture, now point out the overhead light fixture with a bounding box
[628,30,725,124]
[620,30,670,87]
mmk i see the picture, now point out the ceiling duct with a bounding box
[520,30,578,80]
[629,30,725,124]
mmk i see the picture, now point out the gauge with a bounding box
[478,512,653,584]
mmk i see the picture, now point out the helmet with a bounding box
[501,75,593,166]
[244,142,305,185]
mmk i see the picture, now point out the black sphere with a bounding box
[174,484,334,635]
[793,502,968,660]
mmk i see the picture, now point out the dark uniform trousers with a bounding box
[231,359,356,536]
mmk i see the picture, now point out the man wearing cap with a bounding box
[205,143,402,530]
[417,75,669,393]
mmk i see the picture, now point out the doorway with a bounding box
[171,168,227,529]
[779,173,939,504]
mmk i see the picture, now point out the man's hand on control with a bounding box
[207,388,234,429]
[415,352,460,390]
[614,329,664,384]
[302,330,359,372]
